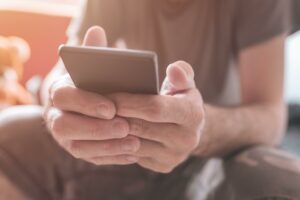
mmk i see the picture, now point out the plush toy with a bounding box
[0,36,34,108]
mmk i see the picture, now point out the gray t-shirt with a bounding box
[68,0,291,104]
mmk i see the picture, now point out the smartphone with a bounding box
[59,45,159,95]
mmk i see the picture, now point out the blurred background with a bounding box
[0,0,299,153]
[0,0,79,87]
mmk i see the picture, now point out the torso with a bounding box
[88,0,239,103]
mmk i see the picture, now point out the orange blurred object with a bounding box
[0,36,30,79]
[0,35,34,107]
[0,79,34,108]
[0,0,77,85]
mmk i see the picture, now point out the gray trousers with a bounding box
[0,106,300,200]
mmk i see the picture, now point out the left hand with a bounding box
[108,61,205,173]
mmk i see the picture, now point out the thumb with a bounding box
[82,26,108,47]
[160,61,196,95]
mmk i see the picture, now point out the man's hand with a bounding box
[44,26,141,165]
[108,61,205,173]
[44,26,205,173]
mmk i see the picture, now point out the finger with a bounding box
[44,106,61,131]
[46,108,129,141]
[138,157,175,174]
[83,26,108,47]
[160,61,196,95]
[132,139,175,165]
[87,155,138,166]
[50,75,116,119]
[62,136,141,159]
[109,92,196,124]
[128,118,194,150]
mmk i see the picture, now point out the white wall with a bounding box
[285,31,300,103]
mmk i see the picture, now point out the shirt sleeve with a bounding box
[235,0,292,51]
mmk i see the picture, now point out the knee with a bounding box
[219,146,300,200]
[0,171,27,200]
[0,106,46,144]
[0,105,44,127]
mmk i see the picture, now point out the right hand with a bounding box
[44,26,141,165]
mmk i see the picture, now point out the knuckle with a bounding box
[184,134,200,151]
[78,93,115,119]
[185,99,203,127]
[97,103,115,119]
[129,119,147,136]
[51,84,74,108]
[146,97,165,119]
[167,151,185,167]
[113,118,130,137]
[193,94,204,121]
[176,153,188,165]
[130,136,141,149]
[183,100,196,123]
[88,128,98,139]
[87,121,103,138]
[102,141,112,151]
[189,141,199,151]
[119,136,140,153]
[75,91,90,109]
[171,98,192,125]
[180,110,190,125]
[176,131,199,152]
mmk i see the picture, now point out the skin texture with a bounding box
[196,34,287,157]
[43,26,286,173]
